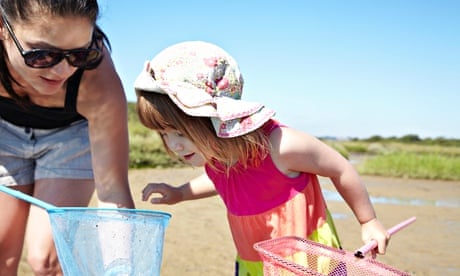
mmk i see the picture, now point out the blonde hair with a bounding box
[136,92,270,172]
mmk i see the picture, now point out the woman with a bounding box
[0,1,135,275]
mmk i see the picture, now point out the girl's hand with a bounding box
[360,218,390,258]
[142,183,183,205]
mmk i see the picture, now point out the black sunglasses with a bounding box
[1,14,102,69]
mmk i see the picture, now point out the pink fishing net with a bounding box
[254,236,411,276]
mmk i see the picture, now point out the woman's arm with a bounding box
[77,48,135,209]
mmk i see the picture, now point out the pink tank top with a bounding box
[205,119,307,215]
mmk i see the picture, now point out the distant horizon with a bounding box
[126,102,458,140]
[315,134,459,140]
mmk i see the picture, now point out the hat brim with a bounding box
[134,66,275,138]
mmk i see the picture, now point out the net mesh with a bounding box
[254,236,411,276]
[48,208,170,276]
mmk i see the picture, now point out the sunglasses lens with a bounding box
[24,50,63,68]
[67,49,101,67]
[23,48,101,68]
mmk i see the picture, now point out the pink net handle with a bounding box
[354,216,416,258]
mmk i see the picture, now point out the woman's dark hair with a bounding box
[0,0,110,104]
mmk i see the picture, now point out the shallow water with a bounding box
[322,189,460,208]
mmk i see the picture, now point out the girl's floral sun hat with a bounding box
[134,41,275,138]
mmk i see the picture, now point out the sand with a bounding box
[19,167,460,275]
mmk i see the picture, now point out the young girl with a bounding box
[135,41,389,275]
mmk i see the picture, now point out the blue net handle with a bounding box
[0,185,58,211]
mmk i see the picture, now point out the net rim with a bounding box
[47,207,171,219]
[253,236,411,276]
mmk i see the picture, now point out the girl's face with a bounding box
[1,14,94,96]
[159,129,206,166]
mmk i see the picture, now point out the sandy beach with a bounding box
[19,167,460,275]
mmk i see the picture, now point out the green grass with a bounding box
[128,102,460,180]
[338,141,460,181]
[127,103,183,169]
[129,132,182,169]
[357,152,460,181]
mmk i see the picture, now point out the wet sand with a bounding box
[19,167,460,275]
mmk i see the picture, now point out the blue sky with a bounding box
[96,1,459,139]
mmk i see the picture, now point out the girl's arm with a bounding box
[142,173,217,205]
[270,126,389,255]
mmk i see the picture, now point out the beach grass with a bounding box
[337,141,460,181]
[357,151,460,181]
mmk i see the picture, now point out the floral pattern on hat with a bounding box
[134,41,275,138]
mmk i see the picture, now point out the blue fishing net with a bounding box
[48,208,171,276]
